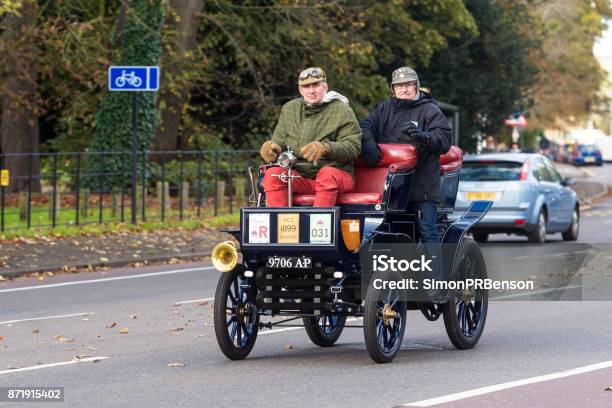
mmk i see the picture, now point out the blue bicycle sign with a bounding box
[108,66,159,91]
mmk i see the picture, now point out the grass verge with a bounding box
[0,212,239,241]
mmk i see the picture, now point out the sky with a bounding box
[594,21,612,57]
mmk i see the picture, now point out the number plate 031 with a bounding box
[309,213,332,244]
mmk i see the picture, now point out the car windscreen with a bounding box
[460,161,523,181]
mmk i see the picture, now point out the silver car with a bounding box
[449,153,580,242]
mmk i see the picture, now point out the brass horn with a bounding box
[211,241,238,272]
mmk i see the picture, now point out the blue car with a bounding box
[450,153,580,243]
[569,144,603,166]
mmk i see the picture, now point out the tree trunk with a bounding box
[152,0,204,160]
[0,0,40,193]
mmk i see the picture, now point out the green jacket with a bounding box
[271,98,362,179]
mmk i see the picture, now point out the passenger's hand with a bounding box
[400,122,430,145]
[300,141,328,165]
[361,140,382,166]
[260,141,281,162]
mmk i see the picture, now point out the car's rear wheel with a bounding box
[303,315,347,347]
[527,211,546,243]
[562,208,579,241]
[473,232,488,243]
[443,238,488,349]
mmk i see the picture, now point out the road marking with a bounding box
[401,359,612,407]
[0,266,214,294]
[175,297,214,305]
[0,357,110,376]
[258,317,361,336]
[492,284,583,300]
[0,312,94,326]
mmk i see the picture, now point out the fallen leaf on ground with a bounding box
[170,327,184,332]
[605,387,612,391]
[105,322,116,328]
[120,327,129,334]
[198,301,208,306]
[130,314,138,320]
[0,275,7,281]
[168,362,185,368]
[6,366,19,370]
[285,344,294,350]
[32,329,39,334]
[99,257,109,262]
[72,354,91,361]
[173,302,181,307]
[54,335,74,343]
[172,311,180,315]
[0,336,5,341]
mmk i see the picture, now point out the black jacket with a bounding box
[360,92,452,202]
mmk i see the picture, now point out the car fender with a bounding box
[529,194,548,226]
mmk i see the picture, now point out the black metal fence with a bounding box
[0,150,259,231]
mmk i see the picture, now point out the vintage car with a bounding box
[212,144,492,363]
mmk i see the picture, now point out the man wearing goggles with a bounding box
[259,66,361,207]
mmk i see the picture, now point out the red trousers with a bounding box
[262,166,354,207]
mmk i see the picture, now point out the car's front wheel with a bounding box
[562,208,579,241]
[527,211,546,243]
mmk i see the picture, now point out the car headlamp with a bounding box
[278,151,297,168]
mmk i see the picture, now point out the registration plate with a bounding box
[585,157,595,163]
[267,256,312,269]
[467,191,497,200]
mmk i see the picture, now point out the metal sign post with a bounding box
[108,66,160,224]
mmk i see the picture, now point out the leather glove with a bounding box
[300,141,329,165]
[260,140,281,162]
[361,139,382,166]
[400,122,430,145]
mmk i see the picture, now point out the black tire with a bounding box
[473,232,489,243]
[303,315,347,347]
[214,265,259,360]
[443,238,488,350]
[562,207,579,241]
[363,271,407,363]
[527,211,547,243]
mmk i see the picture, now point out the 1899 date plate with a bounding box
[266,256,312,269]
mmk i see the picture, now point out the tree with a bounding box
[186,0,476,150]
[529,0,612,130]
[87,0,164,188]
[152,0,204,159]
[420,0,540,151]
[0,0,40,192]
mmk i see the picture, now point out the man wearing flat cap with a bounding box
[360,66,452,301]
[260,67,362,207]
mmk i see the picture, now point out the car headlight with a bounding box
[278,151,296,168]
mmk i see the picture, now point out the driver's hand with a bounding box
[260,141,281,162]
[300,141,328,165]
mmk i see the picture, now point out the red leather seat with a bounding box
[440,146,463,175]
[293,144,417,205]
